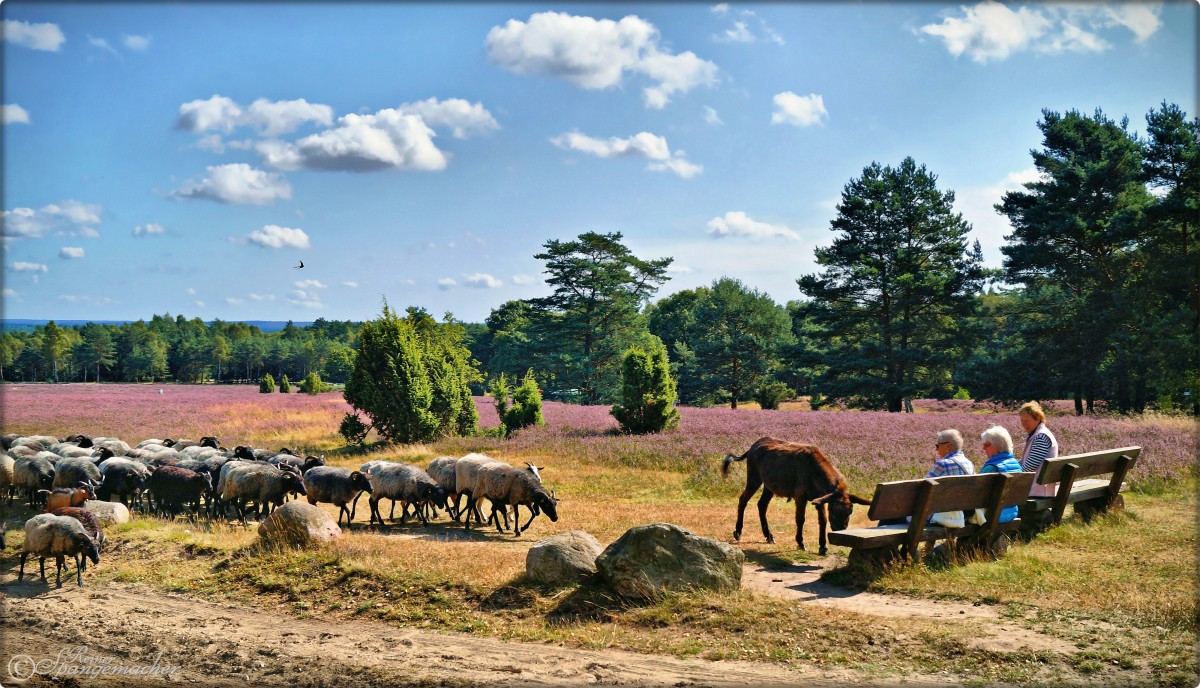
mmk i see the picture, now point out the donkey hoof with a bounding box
[818,547,828,556]
[765,536,775,544]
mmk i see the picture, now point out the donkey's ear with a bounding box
[810,492,835,505]
[849,493,872,506]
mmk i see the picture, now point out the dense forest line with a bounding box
[3,104,1195,415]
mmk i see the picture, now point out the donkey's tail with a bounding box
[720,453,746,478]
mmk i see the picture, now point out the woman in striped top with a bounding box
[1018,401,1058,497]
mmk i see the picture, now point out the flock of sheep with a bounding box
[0,433,560,587]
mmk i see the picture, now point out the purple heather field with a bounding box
[3,383,1194,490]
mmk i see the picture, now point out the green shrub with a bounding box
[279,374,291,393]
[753,381,792,410]
[338,412,371,446]
[611,338,679,435]
[300,371,324,395]
[492,370,544,438]
[259,373,276,393]
[953,386,972,400]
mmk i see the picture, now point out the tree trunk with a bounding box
[1074,386,1083,416]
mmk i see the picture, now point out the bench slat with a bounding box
[830,520,1022,550]
[866,473,1034,521]
[1036,447,1140,484]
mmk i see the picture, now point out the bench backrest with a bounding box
[866,472,1035,521]
[1035,447,1141,484]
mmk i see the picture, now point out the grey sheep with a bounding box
[14,455,55,506]
[366,462,447,527]
[0,454,15,504]
[91,437,132,456]
[50,506,106,559]
[52,456,102,488]
[454,453,506,525]
[219,462,306,523]
[271,453,325,474]
[302,466,372,530]
[467,465,559,537]
[19,513,100,587]
[427,456,461,520]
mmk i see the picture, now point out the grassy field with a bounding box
[2,383,1196,686]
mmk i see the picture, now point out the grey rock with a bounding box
[596,522,744,598]
[258,501,341,547]
[526,530,603,586]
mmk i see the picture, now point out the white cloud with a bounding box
[87,35,119,55]
[246,225,310,249]
[11,261,49,273]
[437,278,457,290]
[195,134,225,154]
[667,264,695,275]
[248,292,275,301]
[396,98,499,139]
[186,287,196,295]
[225,297,243,305]
[294,279,326,289]
[174,163,292,205]
[341,281,358,288]
[287,289,324,309]
[706,211,800,240]
[59,294,116,306]
[176,95,244,133]
[133,223,165,237]
[59,247,84,259]
[550,130,702,178]
[4,20,65,51]
[294,110,447,172]
[703,106,723,125]
[511,274,535,285]
[399,278,416,286]
[254,140,304,171]
[1,200,102,239]
[486,12,717,109]
[3,104,30,125]
[464,273,503,289]
[714,21,754,43]
[711,4,729,15]
[195,300,205,309]
[245,98,334,137]
[771,92,828,127]
[918,1,1156,63]
[2,288,16,298]
[123,34,151,51]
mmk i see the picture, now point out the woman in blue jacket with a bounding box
[979,425,1023,523]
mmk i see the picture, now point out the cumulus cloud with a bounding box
[1,200,102,239]
[246,224,310,249]
[486,12,717,109]
[702,106,723,125]
[59,247,84,259]
[2,288,16,298]
[396,98,500,139]
[341,281,358,288]
[771,92,828,127]
[712,8,785,45]
[918,1,1159,63]
[176,95,332,136]
[707,211,800,240]
[437,278,457,290]
[288,289,324,309]
[186,287,196,295]
[550,130,702,179]
[11,261,49,273]
[3,104,30,125]
[225,297,244,305]
[195,300,206,308]
[464,273,502,289]
[174,163,292,205]
[292,110,447,172]
[715,21,754,43]
[294,279,326,289]
[4,19,65,51]
[711,4,729,15]
[248,292,275,301]
[123,34,151,51]
[133,223,165,237]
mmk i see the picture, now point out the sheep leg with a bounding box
[55,554,65,587]
[39,556,47,581]
[512,504,521,537]
[350,493,363,522]
[390,499,397,521]
[76,552,85,586]
[792,497,806,551]
[18,552,27,580]
[491,502,507,533]
[417,501,429,527]
[521,508,537,533]
[368,496,381,526]
[757,490,776,545]
[814,502,828,555]
[463,494,476,530]
[341,504,352,530]
[448,494,462,521]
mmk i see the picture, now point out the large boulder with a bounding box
[526,530,603,586]
[596,523,744,598]
[258,502,341,547]
[85,500,131,525]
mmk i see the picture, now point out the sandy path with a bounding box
[2,580,951,687]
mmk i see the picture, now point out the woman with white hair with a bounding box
[979,425,1023,523]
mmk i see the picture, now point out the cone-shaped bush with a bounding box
[259,373,276,393]
[611,338,680,434]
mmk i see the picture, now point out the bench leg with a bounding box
[1074,493,1124,523]
[848,546,899,570]
[1018,505,1053,539]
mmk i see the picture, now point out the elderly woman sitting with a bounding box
[979,425,1023,523]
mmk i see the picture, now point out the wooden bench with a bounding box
[829,472,1035,567]
[1020,446,1140,531]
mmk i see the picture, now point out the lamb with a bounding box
[50,506,106,557]
[147,465,212,519]
[302,466,372,530]
[52,456,102,488]
[42,484,94,512]
[365,462,447,527]
[467,465,559,537]
[14,455,55,506]
[219,463,306,523]
[19,513,100,587]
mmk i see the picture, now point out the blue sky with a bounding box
[2,1,1195,323]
